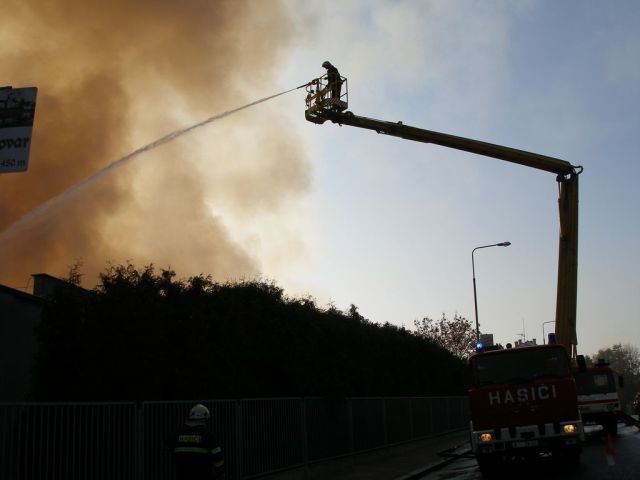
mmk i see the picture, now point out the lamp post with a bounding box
[542,321,555,344]
[472,241,511,344]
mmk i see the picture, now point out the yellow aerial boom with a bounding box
[305,73,583,358]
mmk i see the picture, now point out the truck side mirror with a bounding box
[576,354,587,373]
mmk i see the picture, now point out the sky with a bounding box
[1,0,638,356]
[273,0,640,355]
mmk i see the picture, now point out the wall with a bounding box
[0,285,45,400]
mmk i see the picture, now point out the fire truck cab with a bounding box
[573,358,623,436]
[469,343,584,475]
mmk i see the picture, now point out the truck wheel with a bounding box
[567,446,581,466]
[562,446,582,467]
[477,454,501,477]
[552,446,581,468]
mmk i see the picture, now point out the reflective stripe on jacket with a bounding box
[169,423,225,479]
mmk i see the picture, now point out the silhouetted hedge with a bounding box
[33,264,467,400]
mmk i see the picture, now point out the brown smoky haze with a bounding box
[0,0,310,289]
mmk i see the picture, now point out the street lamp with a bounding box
[472,241,511,344]
[542,321,555,344]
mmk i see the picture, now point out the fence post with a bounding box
[136,402,144,480]
[235,400,243,480]
[382,397,388,446]
[409,398,414,440]
[301,398,308,471]
[347,398,354,454]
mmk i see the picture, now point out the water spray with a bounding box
[0,84,307,242]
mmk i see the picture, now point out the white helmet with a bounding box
[188,403,210,422]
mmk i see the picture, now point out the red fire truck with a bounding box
[573,358,623,436]
[468,344,584,474]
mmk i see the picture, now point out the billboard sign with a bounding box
[479,333,494,347]
[0,86,37,173]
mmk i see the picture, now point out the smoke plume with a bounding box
[0,0,309,288]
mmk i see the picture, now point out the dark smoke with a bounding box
[0,0,308,287]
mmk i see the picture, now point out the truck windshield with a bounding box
[574,370,616,395]
[472,347,570,386]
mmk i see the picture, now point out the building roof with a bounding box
[0,282,49,305]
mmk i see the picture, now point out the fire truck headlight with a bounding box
[479,433,492,443]
[563,424,577,434]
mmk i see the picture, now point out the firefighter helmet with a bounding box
[188,403,210,422]
[322,61,332,69]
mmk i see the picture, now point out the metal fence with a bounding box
[0,396,469,480]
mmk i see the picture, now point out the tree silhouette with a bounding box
[414,313,476,360]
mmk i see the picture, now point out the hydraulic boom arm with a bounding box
[305,75,582,357]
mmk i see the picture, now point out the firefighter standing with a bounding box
[322,61,342,99]
[169,403,225,480]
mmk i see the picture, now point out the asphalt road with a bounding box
[417,423,640,480]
